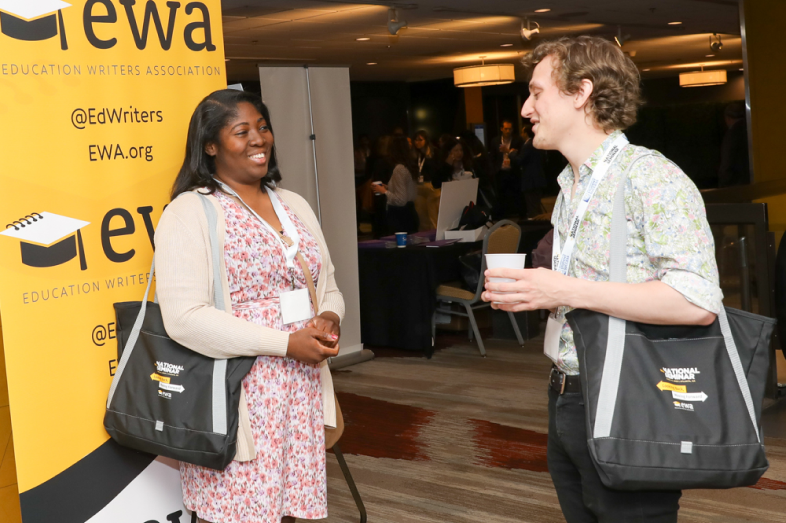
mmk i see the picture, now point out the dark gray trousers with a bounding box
[547,386,682,523]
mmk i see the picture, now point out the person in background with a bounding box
[718,101,750,187]
[490,119,525,218]
[353,134,371,184]
[157,89,343,523]
[413,130,440,230]
[433,137,475,190]
[366,135,394,237]
[371,135,419,234]
[413,130,436,183]
[438,132,455,152]
[515,127,547,218]
[483,36,721,523]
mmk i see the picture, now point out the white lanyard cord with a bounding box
[215,180,300,268]
[552,134,629,276]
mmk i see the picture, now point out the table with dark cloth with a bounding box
[358,241,480,353]
[357,221,552,353]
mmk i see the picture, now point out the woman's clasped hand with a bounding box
[287,312,342,364]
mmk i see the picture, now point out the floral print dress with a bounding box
[180,190,327,522]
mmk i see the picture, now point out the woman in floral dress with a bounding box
[156,89,345,523]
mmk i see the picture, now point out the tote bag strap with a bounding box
[593,166,761,442]
[107,193,230,437]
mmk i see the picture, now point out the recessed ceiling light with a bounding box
[668,21,682,25]
[739,68,744,71]
[534,8,551,12]
[500,43,513,47]
[356,37,370,41]
[367,62,377,65]
[706,54,715,57]
[642,68,650,71]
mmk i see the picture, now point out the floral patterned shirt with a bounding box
[552,131,723,375]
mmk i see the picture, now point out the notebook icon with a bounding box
[0,0,71,50]
[2,212,89,270]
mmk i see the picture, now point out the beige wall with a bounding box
[464,86,483,126]
[0,317,21,523]
[742,0,786,183]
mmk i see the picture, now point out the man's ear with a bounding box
[205,143,217,156]
[574,78,594,110]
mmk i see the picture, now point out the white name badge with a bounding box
[280,288,312,325]
[544,314,563,363]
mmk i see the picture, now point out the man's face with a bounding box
[521,56,577,150]
[501,122,513,139]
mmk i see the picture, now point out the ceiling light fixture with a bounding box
[534,8,551,13]
[679,66,727,87]
[614,25,631,47]
[500,43,513,47]
[668,21,682,25]
[387,8,407,36]
[642,68,651,71]
[367,62,377,65]
[454,56,515,88]
[710,33,723,52]
[706,54,715,57]
[520,18,540,41]
[356,37,370,41]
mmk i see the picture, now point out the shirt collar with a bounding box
[557,130,624,194]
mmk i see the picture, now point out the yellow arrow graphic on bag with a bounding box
[150,373,171,384]
[657,381,686,393]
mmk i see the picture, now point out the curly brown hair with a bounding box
[521,36,643,132]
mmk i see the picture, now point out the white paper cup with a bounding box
[485,253,526,303]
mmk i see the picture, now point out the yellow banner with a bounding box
[0,0,225,501]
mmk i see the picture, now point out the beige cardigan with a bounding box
[154,187,345,462]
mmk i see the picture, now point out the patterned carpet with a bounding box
[323,327,786,523]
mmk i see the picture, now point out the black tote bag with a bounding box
[104,194,255,470]
[566,167,775,491]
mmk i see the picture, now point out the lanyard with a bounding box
[215,180,300,269]
[418,155,425,173]
[552,134,629,276]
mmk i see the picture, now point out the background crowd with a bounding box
[354,121,548,237]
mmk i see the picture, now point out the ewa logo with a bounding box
[158,389,172,399]
[662,367,700,382]
[673,401,694,412]
[155,361,184,375]
[0,0,217,52]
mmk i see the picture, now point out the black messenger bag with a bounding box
[104,194,255,470]
[566,169,775,491]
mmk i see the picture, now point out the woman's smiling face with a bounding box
[207,101,274,185]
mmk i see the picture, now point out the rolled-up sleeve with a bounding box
[629,156,724,314]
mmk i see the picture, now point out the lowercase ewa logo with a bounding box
[0,0,71,49]
[0,0,218,52]
[1,212,90,270]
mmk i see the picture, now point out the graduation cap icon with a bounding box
[1,212,89,270]
[0,0,71,50]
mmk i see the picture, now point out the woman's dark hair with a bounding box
[438,136,474,171]
[171,89,281,200]
[414,130,433,158]
[387,135,417,181]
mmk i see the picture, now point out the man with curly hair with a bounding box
[482,36,722,522]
